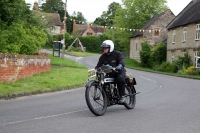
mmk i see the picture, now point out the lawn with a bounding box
[0,55,88,98]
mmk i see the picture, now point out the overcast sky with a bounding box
[25,0,192,22]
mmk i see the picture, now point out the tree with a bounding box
[94,2,121,26]
[71,11,86,22]
[114,0,168,29]
[0,0,33,28]
[40,0,64,13]
[0,0,48,55]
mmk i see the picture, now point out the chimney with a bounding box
[73,22,77,32]
[33,1,39,10]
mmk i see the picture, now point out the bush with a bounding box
[197,68,200,75]
[153,62,173,72]
[0,23,47,55]
[186,66,198,75]
[150,43,167,68]
[139,42,152,67]
[171,53,192,73]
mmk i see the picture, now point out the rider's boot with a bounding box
[119,96,126,103]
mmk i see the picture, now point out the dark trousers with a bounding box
[107,72,125,96]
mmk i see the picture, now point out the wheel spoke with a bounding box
[88,86,105,112]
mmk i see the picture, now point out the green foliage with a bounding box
[186,66,198,75]
[125,57,140,67]
[139,42,152,67]
[94,2,121,26]
[0,0,48,54]
[40,0,64,13]
[103,30,131,52]
[114,0,167,29]
[197,69,200,75]
[0,0,31,28]
[78,34,110,53]
[171,53,192,72]
[68,46,83,52]
[153,62,173,72]
[0,23,47,54]
[150,43,167,67]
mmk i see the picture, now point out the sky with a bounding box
[25,0,192,22]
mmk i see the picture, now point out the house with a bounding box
[167,0,200,68]
[32,1,64,35]
[129,9,175,62]
[73,22,104,36]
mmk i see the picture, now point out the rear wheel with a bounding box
[124,85,136,109]
[85,83,108,116]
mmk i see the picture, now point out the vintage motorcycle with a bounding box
[85,65,139,116]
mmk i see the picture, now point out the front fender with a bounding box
[85,80,99,88]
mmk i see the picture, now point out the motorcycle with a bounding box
[85,65,139,116]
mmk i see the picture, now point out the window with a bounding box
[196,24,200,40]
[87,32,92,36]
[154,28,160,36]
[172,52,175,62]
[182,52,186,57]
[97,32,102,36]
[183,27,187,42]
[194,51,200,68]
[172,30,176,43]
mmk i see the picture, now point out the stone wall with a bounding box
[167,23,200,64]
[0,53,50,82]
[130,9,175,61]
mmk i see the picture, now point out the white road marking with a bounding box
[76,57,83,62]
[1,108,88,126]
[140,76,157,82]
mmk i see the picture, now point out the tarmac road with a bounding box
[0,54,200,133]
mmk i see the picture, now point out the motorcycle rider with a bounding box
[95,40,126,103]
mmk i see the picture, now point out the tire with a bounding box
[85,83,108,116]
[124,85,136,109]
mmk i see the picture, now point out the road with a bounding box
[0,54,200,133]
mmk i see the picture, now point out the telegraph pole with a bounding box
[61,0,67,59]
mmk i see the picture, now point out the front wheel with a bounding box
[85,83,108,116]
[124,85,136,109]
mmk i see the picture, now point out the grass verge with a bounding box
[125,58,200,79]
[65,51,98,57]
[0,55,88,99]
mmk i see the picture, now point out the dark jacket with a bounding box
[95,50,126,73]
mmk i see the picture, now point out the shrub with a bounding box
[197,68,200,75]
[186,66,198,75]
[150,43,167,68]
[153,62,173,72]
[171,53,192,73]
[139,42,152,67]
[0,23,47,55]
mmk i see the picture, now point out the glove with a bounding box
[105,64,112,68]
[116,64,122,71]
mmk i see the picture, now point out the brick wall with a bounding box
[0,53,50,82]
